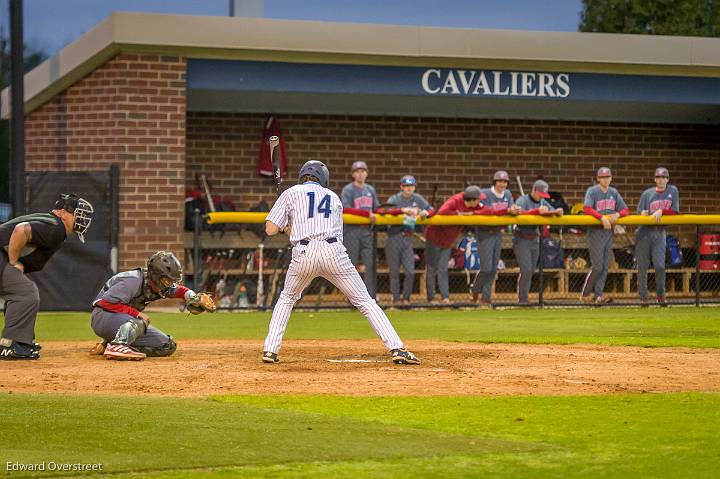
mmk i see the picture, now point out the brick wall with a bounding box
[25,54,186,269]
[187,113,719,213]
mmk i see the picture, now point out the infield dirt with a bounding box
[2,340,719,397]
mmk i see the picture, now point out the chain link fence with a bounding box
[188,212,720,310]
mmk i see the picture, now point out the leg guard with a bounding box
[135,337,177,357]
[111,318,147,345]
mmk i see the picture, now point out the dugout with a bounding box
[2,11,720,277]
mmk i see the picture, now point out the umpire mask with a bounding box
[147,251,183,297]
[55,193,94,243]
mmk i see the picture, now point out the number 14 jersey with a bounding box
[266,181,345,244]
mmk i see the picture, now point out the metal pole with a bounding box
[538,233,544,308]
[695,225,701,307]
[371,225,377,301]
[9,0,25,217]
[109,164,120,273]
[193,208,202,291]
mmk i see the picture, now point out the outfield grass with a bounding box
[1,393,718,478]
[21,306,720,347]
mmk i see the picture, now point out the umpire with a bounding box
[0,193,93,359]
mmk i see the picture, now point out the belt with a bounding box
[299,237,338,246]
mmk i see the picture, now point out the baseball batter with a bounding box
[471,170,521,305]
[581,167,629,304]
[0,193,93,360]
[341,161,380,297]
[262,161,420,365]
[513,180,563,305]
[384,175,433,304]
[636,167,679,307]
[89,251,215,360]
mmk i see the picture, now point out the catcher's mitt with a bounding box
[185,292,217,314]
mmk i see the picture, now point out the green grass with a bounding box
[1,393,718,478]
[18,306,720,347]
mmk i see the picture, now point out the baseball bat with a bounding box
[200,174,216,213]
[269,135,281,194]
[516,176,525,196]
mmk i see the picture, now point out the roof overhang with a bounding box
[3,12,720,123]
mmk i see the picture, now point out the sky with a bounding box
[1,0,584,58]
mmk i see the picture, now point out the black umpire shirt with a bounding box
[0,213,67,273]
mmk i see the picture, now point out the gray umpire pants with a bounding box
[636,227,667,299]
[385,233,415,301]
[513,235,539,303]
[91,308,171,349]
[425,240,452,301]
[0,254,40,344]
[343,225,376,297]
[582,228,614,298]
[471,230,502,302]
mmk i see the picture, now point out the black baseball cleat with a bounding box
[262,351,279,363]
[0,339,40,360]
[391,348,421,365]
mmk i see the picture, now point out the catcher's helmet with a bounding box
[493,170,510,182]
[147,251,182,297]
[54,193,94,243]
[299,160,330,188]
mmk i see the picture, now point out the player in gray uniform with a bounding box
[581,167,629,304]
[341,161,380,297]
[90,251,211,360]
[262,160,420,365]
[384,175,433,304]
[471,171,521,305]
[513,180,563,305]
[636,167,679,307]
[0,193,93,360]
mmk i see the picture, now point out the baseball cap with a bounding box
[597,167,612,178]
[463,185,482,200]
[532,179,550,198]
[654,167,669,178]
[351,161,368,172]
[400,175,416,186]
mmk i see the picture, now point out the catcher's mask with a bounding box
[55,193,94,243]
[147,251,182,297]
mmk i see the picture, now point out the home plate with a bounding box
[326,359,385,363]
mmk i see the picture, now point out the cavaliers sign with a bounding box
[421,69,570,97]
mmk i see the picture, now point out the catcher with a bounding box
[89,251,215,360]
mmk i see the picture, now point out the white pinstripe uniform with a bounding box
[263,181,405,354]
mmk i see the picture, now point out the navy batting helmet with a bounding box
[493,170,510,182]
[299,160,330,188]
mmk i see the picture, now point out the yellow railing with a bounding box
[207,212,720,226]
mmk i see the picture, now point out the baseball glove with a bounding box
[185,292,217,314]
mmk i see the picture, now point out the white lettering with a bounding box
[556,73,570,97]
[510,71,519,96]
[472,71,491,95]
[520,73,537,96]
[537,73,556,97]
[441,71,460,94]
[492,71,509,95]
[420,69,570,98]
[456,70,476,94]
[421,69,441,94]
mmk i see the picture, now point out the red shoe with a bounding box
[657,296,667,307]
[471,292,479,304]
